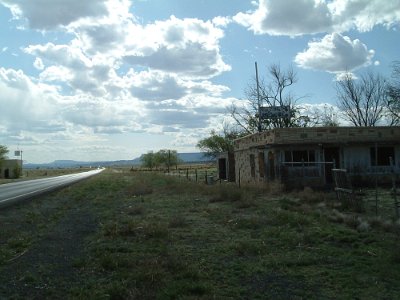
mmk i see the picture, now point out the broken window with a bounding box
[284,150,316,166]
[370,146,395,166]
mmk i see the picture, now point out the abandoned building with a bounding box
[0,159,22,179]
[229,126,400,188]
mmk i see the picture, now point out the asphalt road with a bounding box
[0,169,104,208]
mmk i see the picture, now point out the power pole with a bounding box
[168,150,171,173]
[255,62,262,132]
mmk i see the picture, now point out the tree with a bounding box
[141,151,156,170]
[141,149,180,170]
[306,104,340,127]
[0,145,8,167]
[229,63,307,134]
[197,127,244,158]
[387,61,400,125]
[335,71,387,126]
[154,150,180,171]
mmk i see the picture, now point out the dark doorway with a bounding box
[324,147,340,184]
[268,151,275,180]
[4,168,10,179]
[218,158,227,180]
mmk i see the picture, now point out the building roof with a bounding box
[234,126,400,151]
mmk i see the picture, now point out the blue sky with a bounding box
[0,0,399,163]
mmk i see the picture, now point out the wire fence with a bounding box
[333,161,400,219]
[129,164,219,184]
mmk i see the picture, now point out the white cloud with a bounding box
[33,57,44,70]
[294,33,375,73]
[0,67,63,134]
[212,16,232,27]
[0,0,110,30]
[61,97,141,131]
[329,0,400,32]
[233,0,333,36]
[234,0,400,36]
[123,16,231,79]
[0,0,243,162]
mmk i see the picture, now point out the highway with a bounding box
[0,169,104,208]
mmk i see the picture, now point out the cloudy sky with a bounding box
[0,0,399,163]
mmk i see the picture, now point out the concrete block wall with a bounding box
[235,148,264,184]
[234,127,400,150]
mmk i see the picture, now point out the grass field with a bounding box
[1,169,400,299]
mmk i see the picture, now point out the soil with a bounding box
[0,193,98,299]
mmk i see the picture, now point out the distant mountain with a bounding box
[24,152,213,169]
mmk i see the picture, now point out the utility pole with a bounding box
[255,62,262,132]
[168,150,171,173]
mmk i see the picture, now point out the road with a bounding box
[0,169,104,208]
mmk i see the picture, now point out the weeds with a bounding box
[209,184,242,203]
[2,169,400,299]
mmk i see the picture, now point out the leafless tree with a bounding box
[387,61,400,125]
[305,104,340,127]
[335,71,387,126]
[229,63,307,134]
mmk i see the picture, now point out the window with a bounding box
[370,146,395,166]
[284,150,316,166]
[293,150,308,162]
[250,154,255,178]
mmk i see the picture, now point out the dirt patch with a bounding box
[0,205,97,299]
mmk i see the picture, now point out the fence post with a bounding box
[205,170,207,184]
[195,169,198,182]
[186,168,189,180]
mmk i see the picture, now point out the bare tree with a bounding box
[305,104,340,127]
[335,71,387,126]
[387,61,400,125]
[229,63,306,134]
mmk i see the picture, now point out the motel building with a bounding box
[217,126,400,188]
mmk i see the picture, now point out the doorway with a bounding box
[324,147,340,184]
[218,158,227,180]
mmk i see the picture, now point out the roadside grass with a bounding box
[1,170,400,298]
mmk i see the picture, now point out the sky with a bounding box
[0,0,399,163]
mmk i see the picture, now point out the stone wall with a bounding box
[234,126,400,151]
[235,148,264,185]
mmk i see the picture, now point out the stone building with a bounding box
[234,126,400,188]
[0,159,22,179]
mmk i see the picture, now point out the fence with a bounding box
[168,166,218,184]
[278,161,336,189]
[332,158,400,219]
[130,164,218,184]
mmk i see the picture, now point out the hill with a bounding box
[24,153,213,169]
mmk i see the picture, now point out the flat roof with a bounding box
[234,126,400,151]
